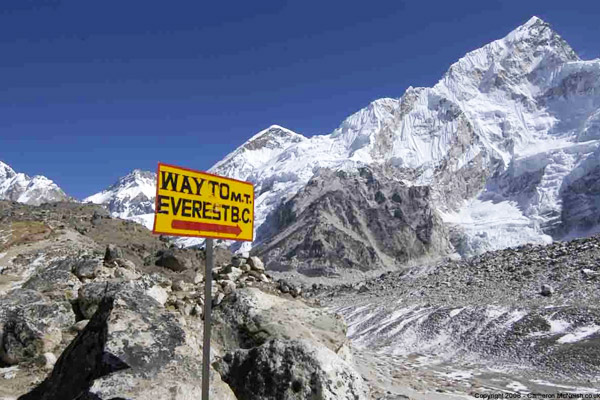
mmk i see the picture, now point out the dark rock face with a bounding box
[216,339,368,400]
[212,288,368,399]
[18,297,130,400]
[154,249,190,272]
[254,167,450,276]
[560,164,600,237]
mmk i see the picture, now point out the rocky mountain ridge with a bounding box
[82,17,600,276]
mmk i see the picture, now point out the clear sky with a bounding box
[1,0,599,199]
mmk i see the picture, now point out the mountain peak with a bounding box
[0,161,68,205]
[84,169,156,219]
[504,15,577,60]
[0,161,16,179]
[524,15,544,27]
[245,125,305,147]
[128,169,155,179]
[110,169,156,190]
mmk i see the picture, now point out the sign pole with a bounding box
[202,238,214,400]
[152,163,255,399]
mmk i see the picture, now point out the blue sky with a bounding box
[1,0,599,199]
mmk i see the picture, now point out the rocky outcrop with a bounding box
[79,280,236,400]
[560,163,600,237]
[253,166,451,276]
[217,339,369,400]
[213,288,368,400]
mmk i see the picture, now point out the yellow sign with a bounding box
[152,163,254,241]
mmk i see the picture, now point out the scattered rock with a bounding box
[42,352,57,370]
[248,256,265,272]
[71,320,90,332]
[192,304,203,318]
[541,284,554,297]
[172,280,191,292]
[22,259,82,300]
[114,267,141,280]
[155,249,189,272]
[240,264,251,272]
[193,272,203,284]
[213,292,225,306]
[72,258,103,280]
[231,258,245,268]
[116,259,136,271]
[0,290,75,365]
[145,285,169,306]
[290,285,302,297]
[104,244,123,264]
[222,267,243,282]
[279,281,290,294]
[221,280,237,295]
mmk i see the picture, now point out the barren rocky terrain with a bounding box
[1,200,599,399]
[0,201,367,399]
[309,235,600,397]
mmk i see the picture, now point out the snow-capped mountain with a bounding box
[89,17,600,265]
[0,161,68,205]
[83,169,157,228]
[216,16,600,257]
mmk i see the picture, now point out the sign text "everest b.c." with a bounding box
[152,163,254,241]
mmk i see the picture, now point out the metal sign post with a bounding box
[152,162,255,399]
[201,238,213,400]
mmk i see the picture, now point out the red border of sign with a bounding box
[151,162,255,242]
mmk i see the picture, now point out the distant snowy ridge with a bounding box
[83,169,157,228]
[0,161,68,206]
[87,16,600,259]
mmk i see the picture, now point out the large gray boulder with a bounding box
[0,289,75,365]
[216,339,369,400]
[213,288,367,399]
[22,258,82,300]
[154,249,190,272]
[72,258,103,280]
[77,281,236,400]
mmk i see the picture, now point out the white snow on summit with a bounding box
[0,161,68,206]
